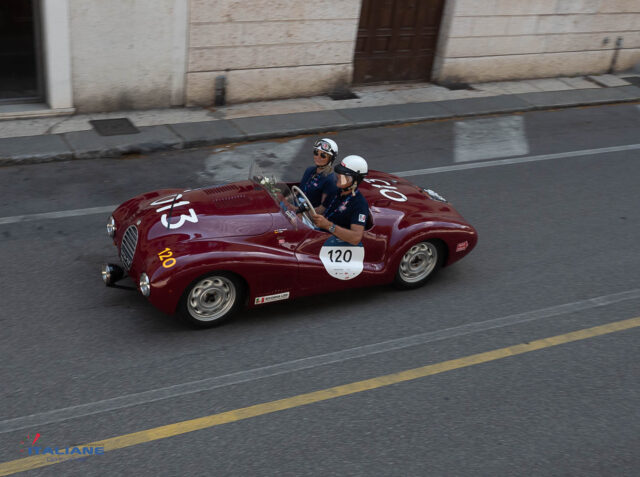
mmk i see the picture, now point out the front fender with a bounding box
[145,239,297,314]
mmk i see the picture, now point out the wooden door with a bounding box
[353,0,445,84]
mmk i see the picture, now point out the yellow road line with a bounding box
[2,316,639,476]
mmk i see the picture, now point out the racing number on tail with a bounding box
[158,248,176,268]
[363,178,407,202]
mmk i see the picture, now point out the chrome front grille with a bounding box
[120,225,138,271]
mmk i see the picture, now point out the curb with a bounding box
[1,86,639,166]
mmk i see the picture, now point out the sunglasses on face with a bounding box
[313,150,332,160]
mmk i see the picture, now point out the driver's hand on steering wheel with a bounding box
[311,212,331,229]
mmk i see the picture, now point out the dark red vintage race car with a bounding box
[102,162,477,327]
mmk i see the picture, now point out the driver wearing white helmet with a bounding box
[311,155,369,246]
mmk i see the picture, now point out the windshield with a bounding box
[249,161,312,228]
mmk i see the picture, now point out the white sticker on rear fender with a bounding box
[320,236,365,280]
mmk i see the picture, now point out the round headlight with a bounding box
[139,273,150,297]
[107,216,116,237]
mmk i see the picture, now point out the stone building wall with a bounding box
[63,0,640,112]
[186,0,362,105]
[434,0,640,83]
[68,0,187,112]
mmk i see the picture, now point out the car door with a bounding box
[294,218,389,294]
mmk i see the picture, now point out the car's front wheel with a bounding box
[394,240,444,289]
[179,272,244,327]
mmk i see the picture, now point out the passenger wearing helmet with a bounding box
[311,155,369,246]
[298,138,338,208]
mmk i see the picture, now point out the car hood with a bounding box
[115,181,278,242]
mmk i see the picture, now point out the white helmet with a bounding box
[314,138,338,163]
[334,155,368,185]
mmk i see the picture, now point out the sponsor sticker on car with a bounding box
[255,292,290,305]
[456,241,469,252]
[285,210,297,222]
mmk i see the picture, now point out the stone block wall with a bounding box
[186,0,361,105]
[434,0,640,83]
[69,0,187,112]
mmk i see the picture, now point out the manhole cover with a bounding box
[90,118,140,136]
[441,82,474,91]
[328,89,359,100]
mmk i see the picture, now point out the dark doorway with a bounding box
[0,0,43,103]
[353,0,445,84]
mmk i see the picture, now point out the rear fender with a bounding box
[387,225,477,275]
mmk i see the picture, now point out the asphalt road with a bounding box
[1,103,639,476]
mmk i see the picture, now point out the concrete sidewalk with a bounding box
[1,73,639,165]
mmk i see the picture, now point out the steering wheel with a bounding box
[291,186,316,225]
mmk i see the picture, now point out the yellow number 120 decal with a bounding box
[158,248,176,268]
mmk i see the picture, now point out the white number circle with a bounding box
[319,237,365,280]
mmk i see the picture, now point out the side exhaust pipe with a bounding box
[101,263,125,286]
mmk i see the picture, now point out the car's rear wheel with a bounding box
[179,272,244,327]
[394,240,444,289]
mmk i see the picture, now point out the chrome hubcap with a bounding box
[187,277,236,322]
[399,242,437,283]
